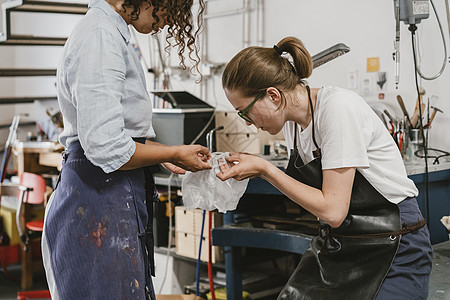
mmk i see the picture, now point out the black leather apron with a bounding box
[277,86,402,300]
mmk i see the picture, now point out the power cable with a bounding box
[409,24,430,228]
[196,210,206,296]
[446,0,450,62]
[414,0,448,81]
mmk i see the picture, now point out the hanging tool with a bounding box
[376,72,387,90]
[429,106,443,124]
[410,90,426,128]
[393,0,401,88]
[398,130,405,151]
[410,102,426,128]
[424,106,443,128]
[396,95,411,125]
[398,117,408,153]
[383,109,399,147]
[383,109,395,125]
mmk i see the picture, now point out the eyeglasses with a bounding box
[237,89,266,124]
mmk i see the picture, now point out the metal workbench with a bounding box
[154,158,450,299]
[210,158,450,300]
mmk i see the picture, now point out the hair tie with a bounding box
[273,45,282,55]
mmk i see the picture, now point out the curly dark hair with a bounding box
[122,0,205,80]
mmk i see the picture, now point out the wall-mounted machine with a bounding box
[397,0,430,24]
[393,0,448,88]
[393,0,431,89]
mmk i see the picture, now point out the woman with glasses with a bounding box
[217,36,432,300]
[42,1,210,299]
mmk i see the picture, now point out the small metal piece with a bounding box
[206,126,224,152]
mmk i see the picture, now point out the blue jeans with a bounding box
[376,197,432,300]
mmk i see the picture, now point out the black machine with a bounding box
[150,90,215,148]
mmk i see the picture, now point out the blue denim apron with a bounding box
[44,139,157,299]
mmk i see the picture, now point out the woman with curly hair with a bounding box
[42,1,208,299]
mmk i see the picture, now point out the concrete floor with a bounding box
[0,241,449,299]
[0,264,48,300]
[428,241,450,300]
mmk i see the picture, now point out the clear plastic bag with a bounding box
[181,152,249,213]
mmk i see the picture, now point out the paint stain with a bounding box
[134,279,139,288]
[109,235,131,250]
[91,222,107,248]
[102,215,110,224]
[77,207,85,217]
[124,246,135,252]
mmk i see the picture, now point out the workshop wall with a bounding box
[195,0,450,152]
[0,0,449,153]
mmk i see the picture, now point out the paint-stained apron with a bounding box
[277,86,425,300]
[43,139,157,300]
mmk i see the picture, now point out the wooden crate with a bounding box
[174,207,224,263]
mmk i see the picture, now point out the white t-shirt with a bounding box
[283,86,418,204]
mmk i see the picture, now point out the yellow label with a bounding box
[367,57,380,72]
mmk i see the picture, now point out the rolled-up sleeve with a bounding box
[67,27,135,173]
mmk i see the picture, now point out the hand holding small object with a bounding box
[216,152,270,181]
[172,145,211,172]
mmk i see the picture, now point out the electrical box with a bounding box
[399,0,429,24]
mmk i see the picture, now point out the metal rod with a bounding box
[206,126,224,152]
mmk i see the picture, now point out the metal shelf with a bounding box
[0,35,66,46]
[0,69,56,76]
[9,1,88,15]
[0,121,35,129]
[1,1,86,46]
[0,96,57,105]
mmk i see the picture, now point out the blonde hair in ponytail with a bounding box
[222,36,313,109]
[275,36,313,80]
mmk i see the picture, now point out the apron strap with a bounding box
[320,218,426,240]
[306,86,321,158]
[292,86,321,158]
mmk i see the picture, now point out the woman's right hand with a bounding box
[216,152,270,181]
[172,144,211,172]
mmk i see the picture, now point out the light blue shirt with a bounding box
[57,0,155,173]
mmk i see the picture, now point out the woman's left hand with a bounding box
[216,152,269,181]
[162,162,186,174]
